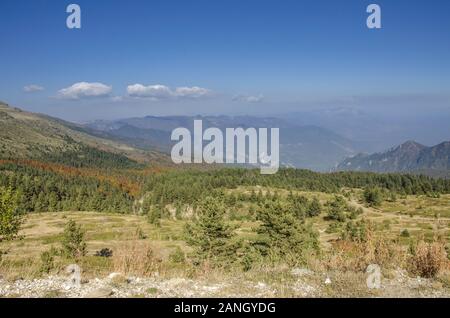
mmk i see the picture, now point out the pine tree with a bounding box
[61,220,86,259]
[326,196,348,222]
[184,197,238,266]
[363,187,383,207]
[256,201,319,265]
[307,197,322,217]
[147,204,162,226]
[0,187,22,243]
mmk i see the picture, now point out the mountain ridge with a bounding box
[337,140,450,177]
[0,102,169,167]
[85,115,362,171]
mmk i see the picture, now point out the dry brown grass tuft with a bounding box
[326,227,406,272]
[112,240,163,277]
[409,239,448,278]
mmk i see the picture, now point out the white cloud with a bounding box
[23,84,44,92]
[174,86,210,98]
[127,84,211,100]
[127,84,172,99]
[57,82,112,100]
[233,94,264,103]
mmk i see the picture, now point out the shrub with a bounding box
[286,194,309,219]
[409,239,448,278]
[112,241,161,276]
[363,187,383,207]
[169,246,186,264]
[307,197,322,217]
[400,229,410,238]
[39,250,55,274]
[326,196,348,222]
[61,220,86,259]
[341,220,369,242]
[329,221,404,271]
[147,205,162,226]
[95,248,113,257]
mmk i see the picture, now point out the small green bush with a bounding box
[39,250,55,274]
[363,187,383,207]
[61,220,86,259]
[169,246,186,264]
[400,229,410,238]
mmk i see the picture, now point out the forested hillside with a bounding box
[0,102,169,166]
[0,161,136,213]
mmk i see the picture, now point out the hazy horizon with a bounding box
[1,0,449,149]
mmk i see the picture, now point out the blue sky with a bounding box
[0,0,449,121]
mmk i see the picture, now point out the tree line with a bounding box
[0,162,133,213]
[142,168,450,207]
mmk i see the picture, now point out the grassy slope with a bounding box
[1,189,449,297]
[0,103,170,165]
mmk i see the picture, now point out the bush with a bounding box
[341,220,369,243]
[147,205,162,226]
[112,241,161,276]
[326,196,348,222]
[61,220,86,259]
[95,248,113,257]
[409,239,448,278]
[363,187,383,207]
[169,246,186,264]
[400,229,410,238]
[329,223,404,272]
[39,250,55,274]
[307,197,322,217]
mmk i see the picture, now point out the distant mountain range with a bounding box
[2,101,449,175]
[85,115,362,171]
[337,140,450,177]
[1,102,361,171]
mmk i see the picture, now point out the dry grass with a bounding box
[112,240,163,277]
[325,227,406,272]
[409,239,449,278]
[1,189,449,288]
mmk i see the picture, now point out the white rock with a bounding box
[256,282,267,289]
[108,273,123,280]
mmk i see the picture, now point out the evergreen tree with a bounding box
[307,197,322,217]
[61,220,86,259]
[363,187,383,207]
[0,186,22,243]
[255,201,319,265]
[326,196,348,222]
[147,204,162,226]
[184,197,238,266]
